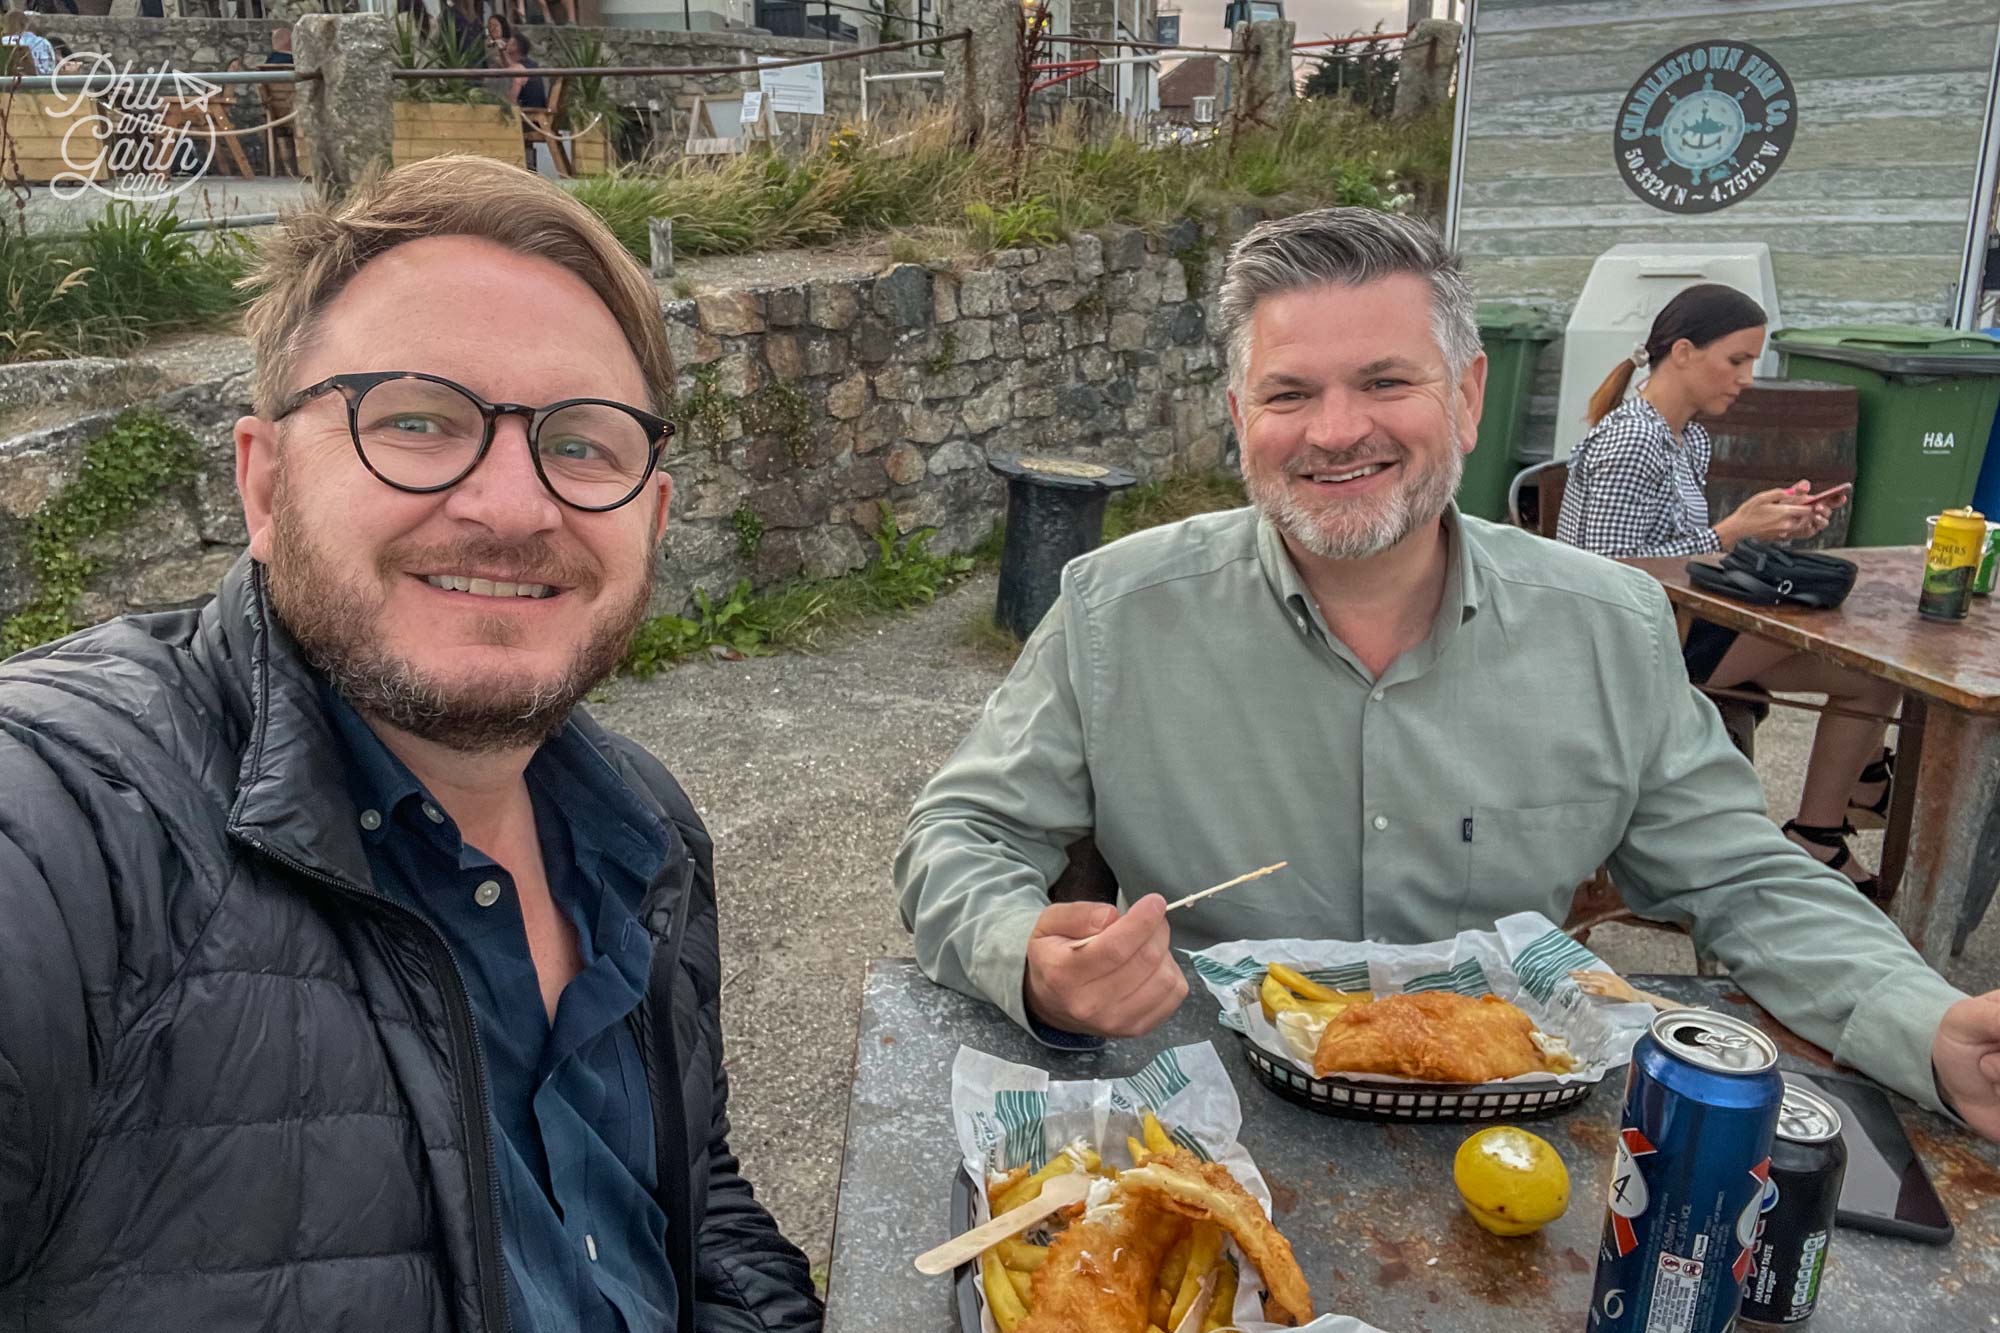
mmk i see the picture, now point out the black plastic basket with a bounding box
[1239,1034,1598,1123]
[948,1165,985,1333]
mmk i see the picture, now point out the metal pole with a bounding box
[683,0,691,30]
[1443,0,1476,247]
[860,63,868,121]
[1955,15,2000,329]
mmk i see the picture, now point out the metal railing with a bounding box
[389,28,966,83]
[5,67,316,94]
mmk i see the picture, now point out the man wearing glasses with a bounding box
[0,157,819,1332]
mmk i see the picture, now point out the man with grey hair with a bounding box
[894,207,2000,1139]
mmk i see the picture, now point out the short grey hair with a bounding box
[1217,208,1480,388]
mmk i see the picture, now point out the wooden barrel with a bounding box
[1701,379,1859,550]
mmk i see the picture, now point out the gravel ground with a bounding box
[587,570,2000,1273]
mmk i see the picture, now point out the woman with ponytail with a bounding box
[1556,283,1899,896]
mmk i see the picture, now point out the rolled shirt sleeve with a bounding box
[1606,581,1965,1109]
[895,577,1099,1031]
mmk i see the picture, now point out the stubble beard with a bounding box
[264,469,653,754]
[1243,437,1464,562]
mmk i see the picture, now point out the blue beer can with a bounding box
[1587,1009,1784,1333]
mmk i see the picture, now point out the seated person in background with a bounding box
[1556,285,1899,896]
[894,207,2000,1143]
[261,22,292,65]
[1,8,58,74]
[505,31,548,110]
[484,11,513,65]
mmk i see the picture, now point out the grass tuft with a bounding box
[1102,470,1248,544]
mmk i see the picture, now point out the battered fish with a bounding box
[1119,1152,1314,1328]
[1312,990,1565,1083]
[1017,1177,1185,1333]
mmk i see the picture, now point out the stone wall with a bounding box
[0,222,1233,631]
[30,18,948,135]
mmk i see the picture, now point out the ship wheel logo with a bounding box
[1613,39,1797,215]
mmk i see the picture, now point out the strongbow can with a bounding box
[1976,521,1999,597]
[1739,1082,1847,1327]
[1919,507,1985,621]
[1588,1010,1783,1333]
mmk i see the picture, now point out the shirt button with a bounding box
[1371,689,1386,702]
[422,802,444,824]
[473,880,502,908]
[1372,814,1389,831]
[358,809,382,831]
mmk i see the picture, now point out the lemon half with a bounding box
[1453,1126,1571,1237]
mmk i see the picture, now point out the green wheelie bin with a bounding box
[1770,327,2000,546]
[1457,303,1558,522]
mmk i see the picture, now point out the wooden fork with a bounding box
[1570,969,1690,1013]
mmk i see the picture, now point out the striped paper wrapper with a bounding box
[1187,911,1656,1088]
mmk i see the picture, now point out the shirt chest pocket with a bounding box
[1455,799,1621,929]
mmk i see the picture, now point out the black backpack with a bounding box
[1685,539,1857,608]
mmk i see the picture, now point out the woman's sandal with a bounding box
[1846,748,1895,831]
[1783,819,1882,901]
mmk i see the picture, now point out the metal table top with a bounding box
[825,959,2000,1332]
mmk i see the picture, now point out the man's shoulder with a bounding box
[0,607,218,743]
[1459,514,1671,626]
[1063,505,1263,612]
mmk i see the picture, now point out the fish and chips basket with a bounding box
[950,1041,1386,1332]
[1190,912,1657,1123]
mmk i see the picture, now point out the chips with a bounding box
[976,1108,1312,1331]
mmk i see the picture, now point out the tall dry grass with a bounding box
[569,99,1451,264]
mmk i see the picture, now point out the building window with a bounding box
[1192,95,1215,123]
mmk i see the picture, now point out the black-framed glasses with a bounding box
[273,371,675,513]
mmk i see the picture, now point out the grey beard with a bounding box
[1244,442,1463,561]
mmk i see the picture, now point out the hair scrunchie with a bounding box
[1630,343,1651,368]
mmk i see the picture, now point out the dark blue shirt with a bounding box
[322,689,678,1333]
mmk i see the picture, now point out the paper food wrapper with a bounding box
[951,1041,1387,1333]
[1188,911,1657,1087]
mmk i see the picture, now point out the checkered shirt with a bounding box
[1555,396,1723,558]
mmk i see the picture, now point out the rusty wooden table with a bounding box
[824,959,2000,1333]
[1627,547,2000,964]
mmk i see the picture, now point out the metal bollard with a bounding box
[649,218,674,279]
[988,455,1138,640]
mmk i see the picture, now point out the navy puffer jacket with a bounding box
[0,556,821,1333]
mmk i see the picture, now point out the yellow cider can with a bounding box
[1920,507,1985,621]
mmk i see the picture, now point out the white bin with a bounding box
[1552,243,1782,460]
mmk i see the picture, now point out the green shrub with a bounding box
[2,410,202,655]
[621,509,975,675]
[1,206,249,364]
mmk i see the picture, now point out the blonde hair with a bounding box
[241,155,673,418]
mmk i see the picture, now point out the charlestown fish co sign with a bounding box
[1614,40,1798,215]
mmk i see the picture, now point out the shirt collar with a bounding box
[1255,502,1482,672]
[318,683,670,884]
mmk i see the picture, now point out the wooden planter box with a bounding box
[1,93,106,184]
[568,124,611,175]
[391,98,523,167]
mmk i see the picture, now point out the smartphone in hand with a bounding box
[1799,482,1853,507]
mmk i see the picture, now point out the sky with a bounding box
[1167,0,1407,54]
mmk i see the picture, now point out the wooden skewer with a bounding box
[1066,862,1290,952]
[1170,1270,1218,1333]
[912,1171,1092,1276]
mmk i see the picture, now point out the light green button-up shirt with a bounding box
[895,505,1966,1109]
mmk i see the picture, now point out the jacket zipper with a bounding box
[234,833,513,1333]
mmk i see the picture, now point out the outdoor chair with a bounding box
[255,65,299,177]
[516,74,574,178]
